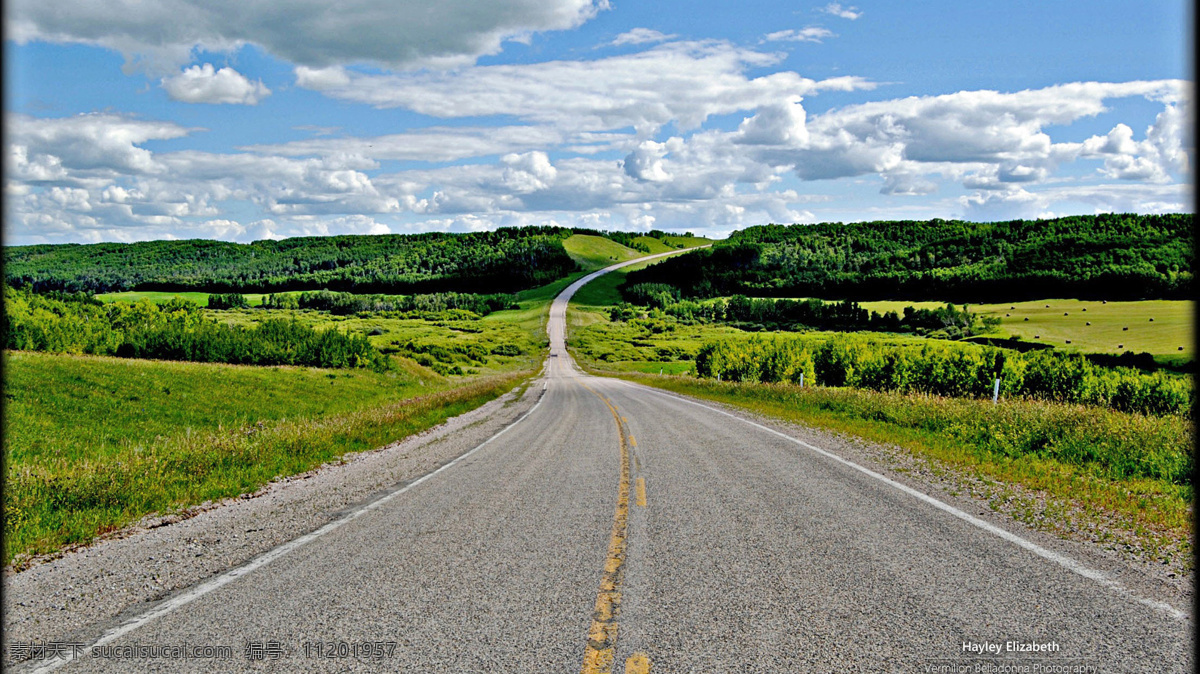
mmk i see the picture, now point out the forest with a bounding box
[263,289,519,316]
[5,227,701,296]
[5,228,577,295]
[623,213,1192,302]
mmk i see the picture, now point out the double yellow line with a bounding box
[579,384,650,674]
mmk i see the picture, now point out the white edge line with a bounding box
[30,383,549,673]
[609,379,1190,623]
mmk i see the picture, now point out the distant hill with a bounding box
[623,213,1193,302]
[5,228,582,295]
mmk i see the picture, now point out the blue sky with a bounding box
[4,0,1192,244]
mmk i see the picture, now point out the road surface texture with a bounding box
[6,251,1192,672]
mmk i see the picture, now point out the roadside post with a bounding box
[993,378,1001,404]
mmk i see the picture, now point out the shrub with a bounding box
[4,286,388,371]
[694,332,1191,417]
[490,343,522,356]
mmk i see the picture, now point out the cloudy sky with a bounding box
[4,0,1193,244]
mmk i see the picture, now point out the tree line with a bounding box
[6,226,702,297]
[5,227,577,295]
[260,289,518,316]
[695,334,1191,417]
[624,213,1192,302]
[3,286,388,370]
[618,283,999,338]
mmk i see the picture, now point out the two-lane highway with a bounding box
[24,251,1191,672]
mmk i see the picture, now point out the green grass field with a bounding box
[5,351,433,466]
[746,298,1191,360]
[3,349,532,566]
[96,290,269,306]
[571,259,649,309]
[562,235,645,271]
[970,299,1192,357]
[629,235,703,254]
[561,233,711,272]
[204,300,547,379]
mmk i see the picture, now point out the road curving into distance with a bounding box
[17,249,1192,673]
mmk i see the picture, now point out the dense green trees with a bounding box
[267,289,518,316]
[3,287,387,370]
[695,334,1191,417]
[625,214,1192,301]
[5,228,577,295]
[5,226,703,296]
[619,284,998,337]
[207,293,249,309]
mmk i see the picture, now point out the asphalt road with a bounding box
[25,253,1192,673]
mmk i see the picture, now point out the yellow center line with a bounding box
[579,383,639,674]
[635,478,647,508]
[625,652,651,674]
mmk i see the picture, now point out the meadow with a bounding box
[850,299,1192,357]
[96,291,252,306]
[970,299,1192,358]
[4,349,532,566]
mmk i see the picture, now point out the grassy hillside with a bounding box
[6,351,431,465]
[562,233,713,272]
[563,235,645,271]
[4,350,531,566]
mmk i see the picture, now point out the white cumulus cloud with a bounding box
[7,113,194,179]
[161,64,270,105]
[501,151,558,192]
[736,96,810,146]
[623,140,675,182]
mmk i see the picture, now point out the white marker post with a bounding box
[798,372,804,388]
[992,378,1001,405]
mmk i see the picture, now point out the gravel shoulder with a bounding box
[3,377,544,661]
